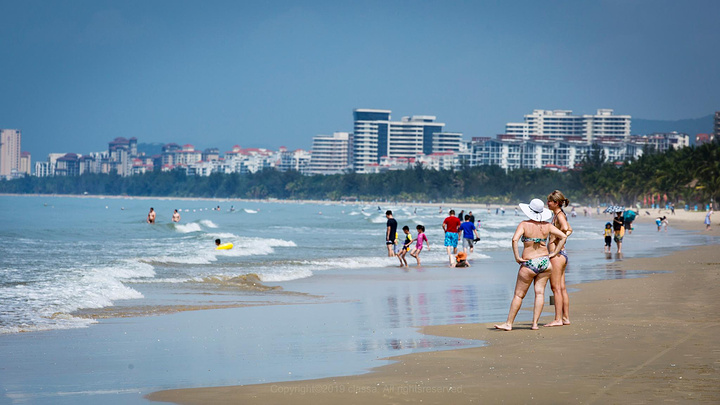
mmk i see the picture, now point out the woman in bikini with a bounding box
[495,198,567,331]
[545,190,573,327]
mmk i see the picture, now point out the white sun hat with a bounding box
[519,198,553,222]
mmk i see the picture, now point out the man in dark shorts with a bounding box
[385,210,398,257]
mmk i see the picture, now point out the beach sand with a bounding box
[147,214,720,404]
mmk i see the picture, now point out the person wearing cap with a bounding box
[494,198,567,331]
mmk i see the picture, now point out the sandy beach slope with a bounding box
[147,219,719,404]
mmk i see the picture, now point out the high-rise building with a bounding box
[386,116,445,159]
[0,129,22,179]
[309,132,352,175]
[505,109,631,142]
[432,132,463,153]
[352,109,449,173]
[714,111,720,139]
[352,109,391,172]
[19,152,31,176]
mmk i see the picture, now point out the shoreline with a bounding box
[147,231,720,404]
[2,193,713,228]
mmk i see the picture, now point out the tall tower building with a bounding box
[353,109,391,173]
[714,111,720,140]
[0,129,22,179]
[352,109,449,172]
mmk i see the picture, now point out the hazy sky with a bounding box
[1,0,718,159]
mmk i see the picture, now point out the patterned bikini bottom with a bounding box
[522,256,551,274]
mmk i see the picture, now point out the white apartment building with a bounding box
[433,132,463,153]
[34,161,52,177]
[308,132,352,175]
[637,132,690,152]
[587,109,631,140]
[0,129,22,179]
[506,109,631,142]
[277,147,311,174]
[522,140,557,169]
[184,159,231,176]
[386,116,445,159]
[471,135,646,171]
[224,146,277,174]
[173,144,202,166]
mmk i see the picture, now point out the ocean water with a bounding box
[0,195,712,404]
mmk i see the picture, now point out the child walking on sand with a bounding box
[603,222,612,253]
[398,226,413,267]
[410,225,430,265]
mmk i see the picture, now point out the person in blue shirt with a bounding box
[460,215,480,254]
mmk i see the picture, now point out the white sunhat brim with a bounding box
[519,203,553,222]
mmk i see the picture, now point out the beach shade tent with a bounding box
[603,205,625,213]
[624,209,637,221]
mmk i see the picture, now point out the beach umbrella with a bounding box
[603,205,624,213]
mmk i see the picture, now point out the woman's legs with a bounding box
[545,256,567,327]
[531,271,551,330]
[495,267,535,331]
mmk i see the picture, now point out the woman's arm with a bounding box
[557,211,573,236]
[511,223,524,263]
[548,224,567,258]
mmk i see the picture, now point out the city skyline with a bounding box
[1,1,719,160]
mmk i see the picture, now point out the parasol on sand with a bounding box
[603,205,625,214]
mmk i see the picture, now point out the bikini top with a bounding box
[521,235,546,244]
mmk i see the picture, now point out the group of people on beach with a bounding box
[384,210,431,267]
[442,210,480,267]
[386,208,482,268]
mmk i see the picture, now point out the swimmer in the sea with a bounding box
[147,207,156,224]
[172,209,181,223]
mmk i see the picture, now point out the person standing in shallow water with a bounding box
[613,211,625,253]
[544,190,573,327]
[494,199,566,331]
[147,207,156,224]
[385,210,398,257]
[172,209,181,223]
[442,209,462,256]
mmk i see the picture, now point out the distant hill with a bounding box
[632,114,714,142]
